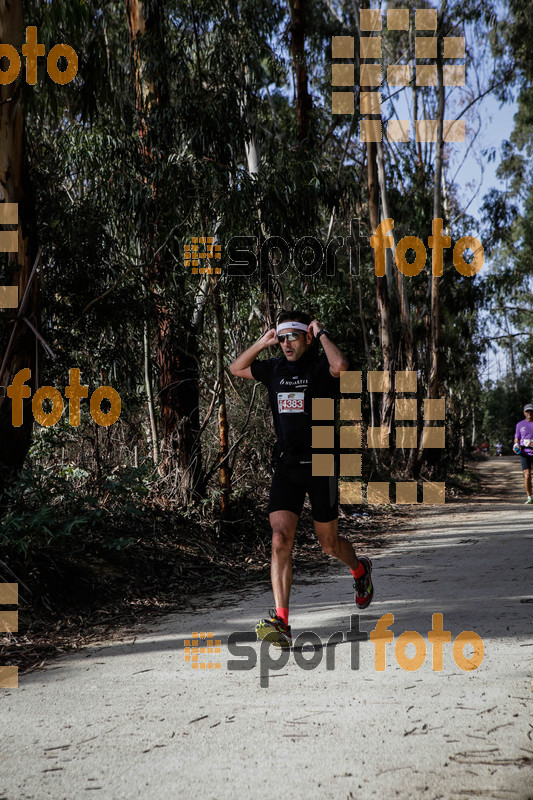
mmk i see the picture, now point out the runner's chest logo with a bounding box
[277,392,305,413]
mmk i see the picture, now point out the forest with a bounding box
[0,0,532,661]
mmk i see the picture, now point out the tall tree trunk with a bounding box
[243,66,260,176]
[375,141,414,370]
[504,313,518,396]
[423,0,447,478]
[240,63,284,325]
[358,277,378,469]
[410,17,423,171]
[429,0,447,401]
[375,143,394,294]
[213,282,230,519]
[366,140,394,428]
[287,0,311,141]
[0,0,38,473]
[359,1,394,429]
[126,0,203,503]
[143,321,159,465]
[375,140,417,475]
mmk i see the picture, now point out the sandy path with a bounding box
[1,457,532,800]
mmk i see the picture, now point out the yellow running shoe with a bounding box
[255,610,292,648]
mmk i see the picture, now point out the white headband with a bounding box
[276,321,309,334]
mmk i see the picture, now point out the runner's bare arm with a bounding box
[229,329,278,379]
[308,320,349,378]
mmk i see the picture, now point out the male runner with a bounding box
[229,311,374,648]
[513,403,533,504]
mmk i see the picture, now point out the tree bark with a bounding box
[287,0,311,141]
[213,282,230,519]
[429,0,447,401]
[366,140,394,428]
[126,0,203,503]
[422,0,447,477]
[0,0,39,474]
[358,1,394,429]
[143,321,159,465]
[374,144,394,294]
[240,62,284,326]
[410,18,423,172]
[375,140,417,474]
[375,140,414,371]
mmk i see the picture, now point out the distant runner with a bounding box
[495,441,503,457]
[229,310,374,648]
[513,403,533,504]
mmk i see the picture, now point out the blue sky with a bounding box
[456,92,520,383]
[451,93,518,228]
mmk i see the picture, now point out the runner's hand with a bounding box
[260,329,279,349]
[308,320,324,338]
[513,443,521,454]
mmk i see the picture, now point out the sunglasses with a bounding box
[277,332,303,343]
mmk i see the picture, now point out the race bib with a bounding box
[523,439,533,447]
[277,392,305,413]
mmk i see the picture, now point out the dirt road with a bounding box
[1,458,532,800]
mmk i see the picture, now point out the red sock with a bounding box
[350,562,365,580]
[276,607,289,625]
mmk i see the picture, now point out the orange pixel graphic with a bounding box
[0,582,18,688]
[0,203,19,309]
[184,631,222,670]
[331,10,466,144]
[185,237,222,275]
[311,370,446,504]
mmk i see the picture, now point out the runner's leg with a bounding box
[309,473,360,570]
[313,519,359,569]
[269,510,299,610]
[314,518,374,607]
[524,467,532,497]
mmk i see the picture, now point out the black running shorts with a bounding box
[267,462,339,522]
[520,453,533,470]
